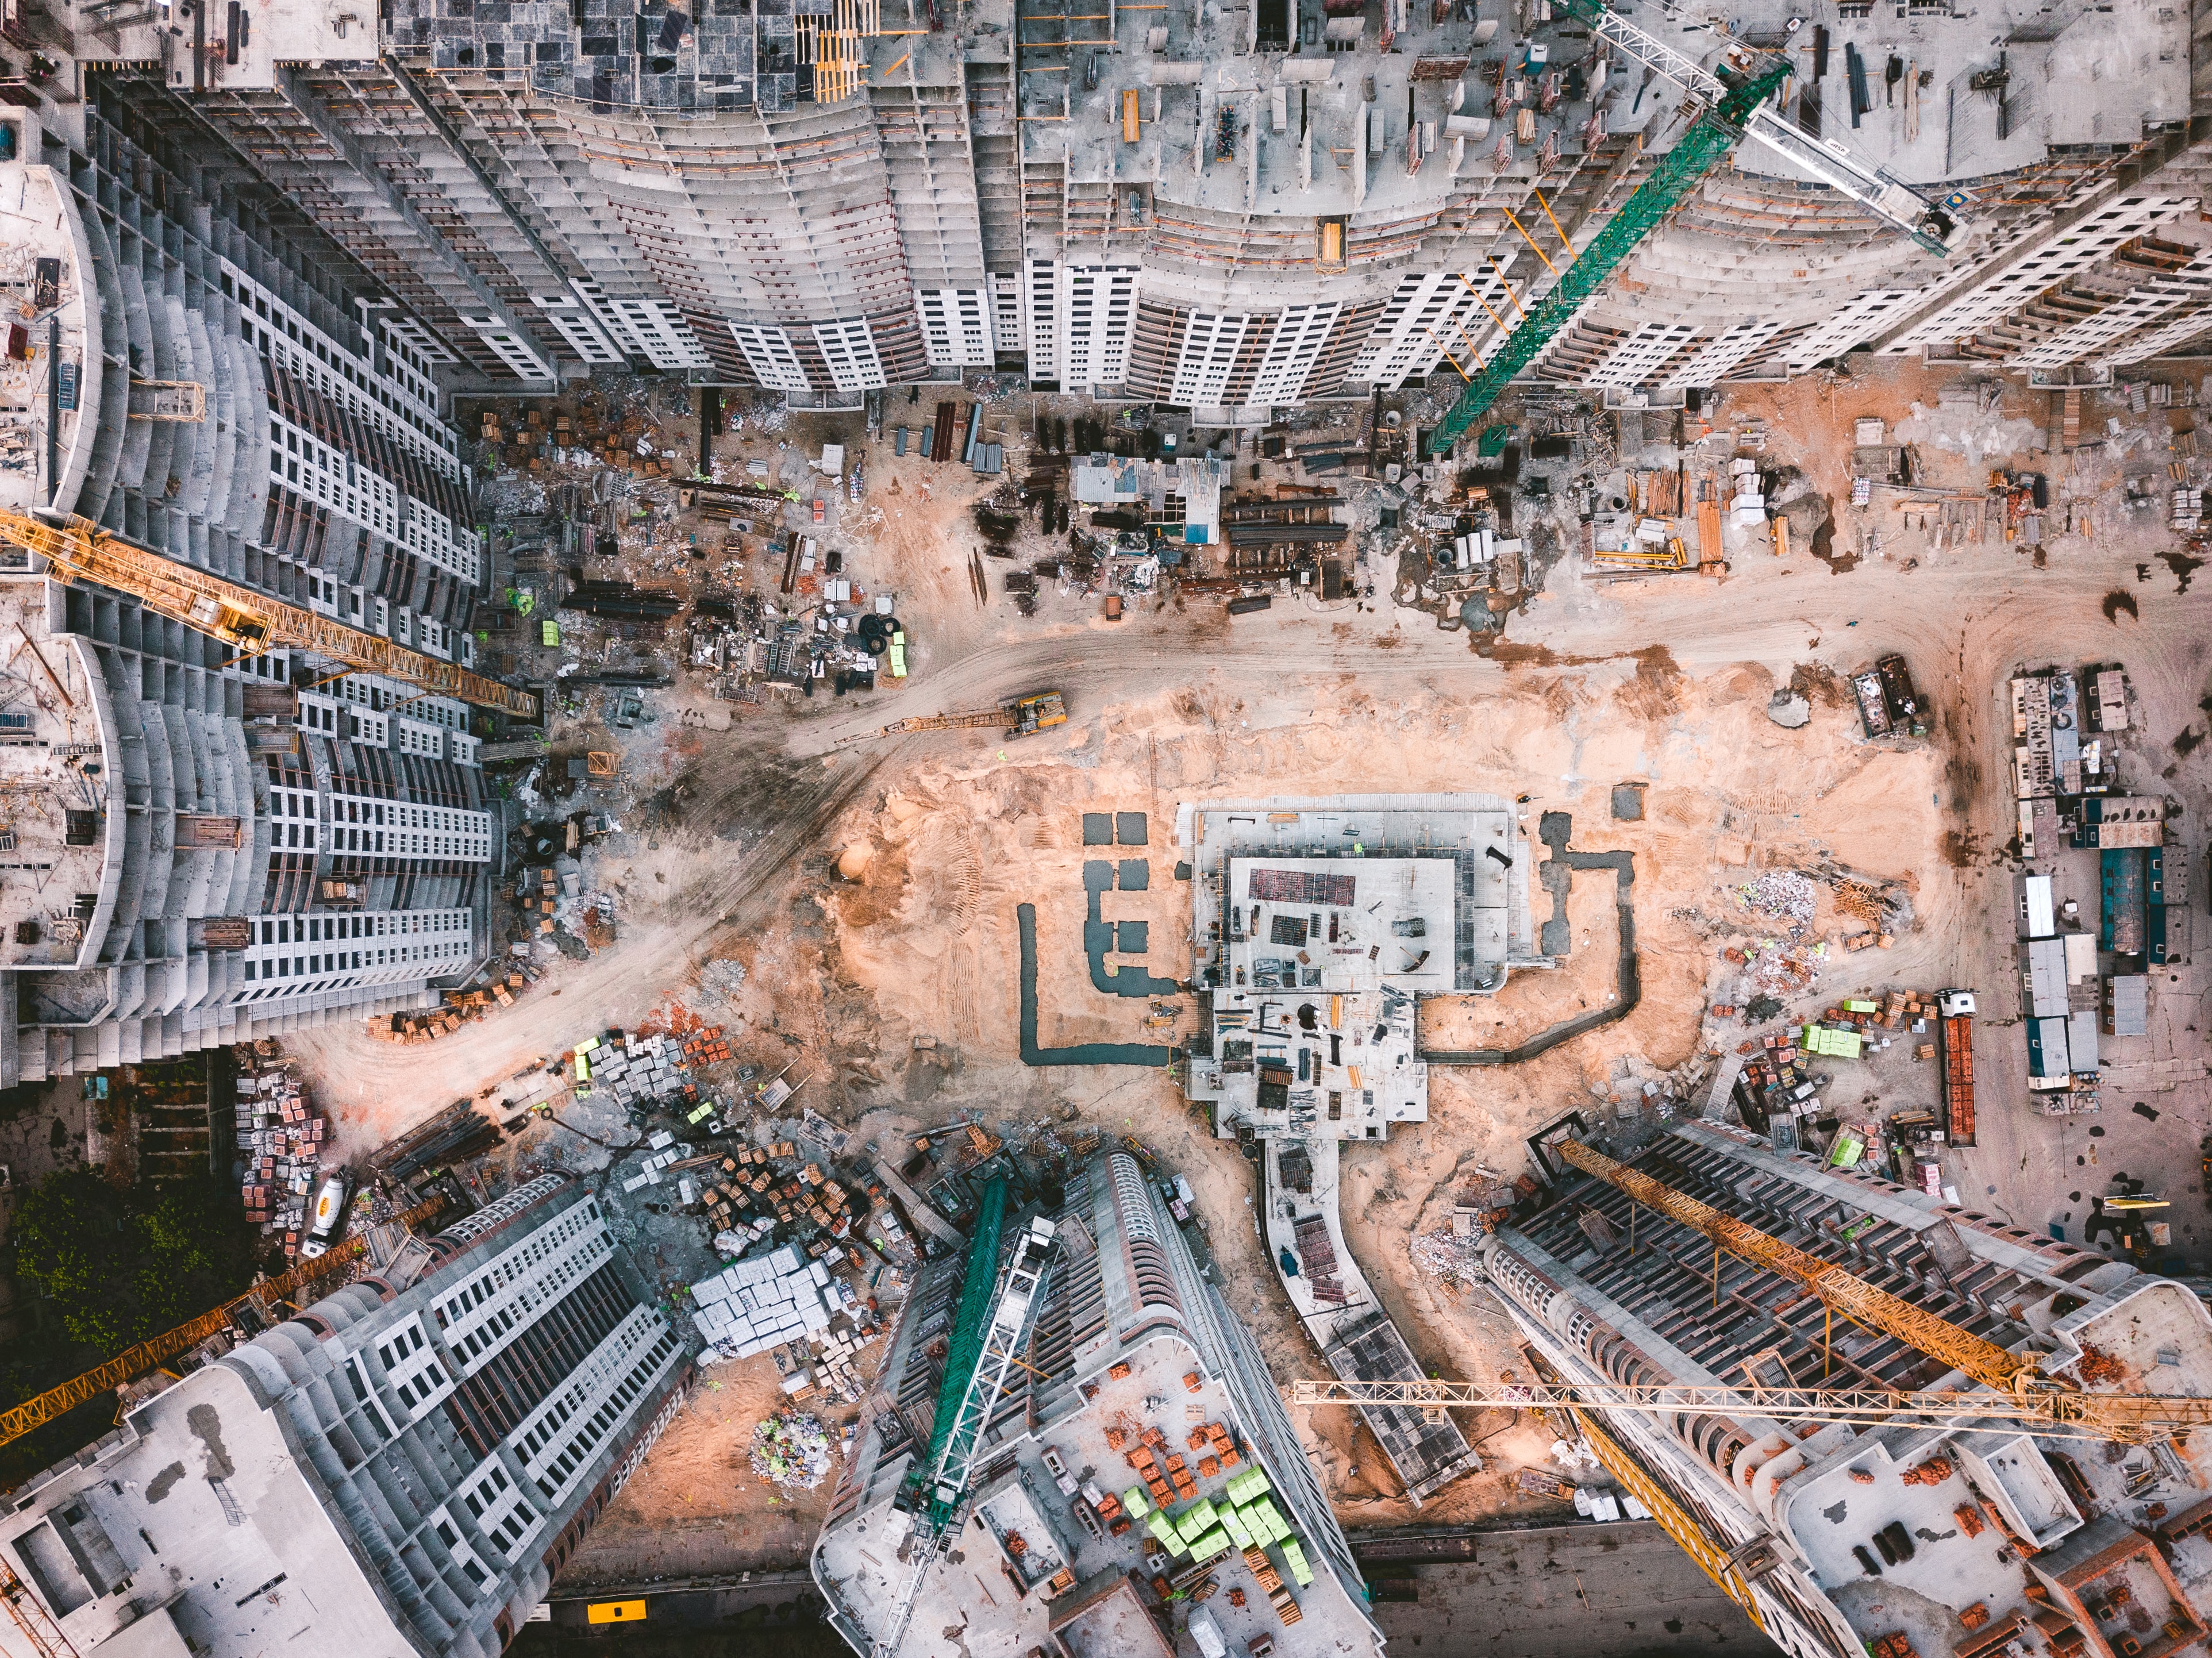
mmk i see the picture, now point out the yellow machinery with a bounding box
[1291,1136,2212,1633]
[1295,1138,2212,1445]
[2,1560,73,1658]
[1288,1373,2212,1444]
[0,512,538,717]
[0,1195,443,1451]
[853,689,1068,742]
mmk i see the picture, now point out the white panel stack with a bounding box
[691,1248,839,1361]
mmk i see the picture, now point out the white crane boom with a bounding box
[1572,0,1965,255]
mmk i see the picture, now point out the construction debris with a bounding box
[749,1411,836,1491]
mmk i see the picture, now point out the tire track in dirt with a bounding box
[291,745,898,1149]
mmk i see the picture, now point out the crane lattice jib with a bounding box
[1424,59,1788,460]
[0,1195,444,1453]
[1555,1140,2040,1395]
[0,513,538,718]
[918,1175,1010,1490]
[1286,1378,2212,1445]
[926,1217,1055,1528]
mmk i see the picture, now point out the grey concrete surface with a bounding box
[1361,1522,1780,1657]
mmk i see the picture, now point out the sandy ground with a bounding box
[561,1360,845,1586]
[284,357,2212,1567]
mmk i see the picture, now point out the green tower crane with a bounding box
[1424,0,1966,460]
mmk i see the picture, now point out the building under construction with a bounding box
[810,1149,1383,1656]
[0,103,501,1078]
[1486,1119,2212,1658]
[1181,794,1531,1506]
[0,1176,691,1658]
[2,0,2210,411]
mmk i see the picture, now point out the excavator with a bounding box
[844,688,1068,744]
[0,511,538,717]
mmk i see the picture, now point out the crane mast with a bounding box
[1424,0,1965,458]
[872,1184,1059,1658]
[0,512,538,718]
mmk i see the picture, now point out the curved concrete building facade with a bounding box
[7,0,2201,414]
[0,1177,692,1658]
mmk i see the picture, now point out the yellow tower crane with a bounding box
[0,512,538,718]
[0,1194,445,1452]
[1296,1137,2212,1445]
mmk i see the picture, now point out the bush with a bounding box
[10,1169,256,1351]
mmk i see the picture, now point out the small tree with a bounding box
[10,1169,141,1349]
[10,1171,257,1351]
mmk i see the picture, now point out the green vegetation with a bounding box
[11,1168,257,1350]
[2,1168,260,1483]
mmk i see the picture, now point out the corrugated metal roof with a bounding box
[2025,936,2069,1019]
[2067,1010,2100,1074]
[2111,974,2149,1037]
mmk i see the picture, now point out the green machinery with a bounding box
[876,1176,1060,1655]
[1423,53,1787,459]
[1424,0,1966,459]
[913,1174,1009,1522]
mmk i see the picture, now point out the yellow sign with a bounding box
[586,1601,648,1625]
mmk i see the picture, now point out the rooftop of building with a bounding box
[1,1177,695,1658]
[811,1330,1380,1658]
[0,163,99,519]
[0,1355,418,1658]
[49,0,373,94]
[1259,1133,1483,1502]
[0,578,121,974]
[1494,1118,2212,1658]
[1184,794,1527,1135]
[1019,0,2190,255]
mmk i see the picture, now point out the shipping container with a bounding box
[1939,989,1976,1145]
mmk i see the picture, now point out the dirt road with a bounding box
[289,744,898,1144]
[287,360,2211,1549]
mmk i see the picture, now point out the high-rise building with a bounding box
[0,78,501,1077]
[1485,1120,2212,1658]
[810,1149,1384,1656]
[7,0,2209,408]
[0,1175,691,1658]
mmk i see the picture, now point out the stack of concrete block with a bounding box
[591,1033,691,1109]
[620,1131,694,1192]
[691,1243,838,1360]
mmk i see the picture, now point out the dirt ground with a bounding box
[285,356,2212,1567]
[560,1359,847,1588]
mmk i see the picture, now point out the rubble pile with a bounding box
[697,959,750,1010]
[1733,871,1818,929]
[1409,1229,1487,1289]
[749,1411,836,1491]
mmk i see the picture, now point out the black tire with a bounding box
[857,613,888,641]
[862,632,888,657]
